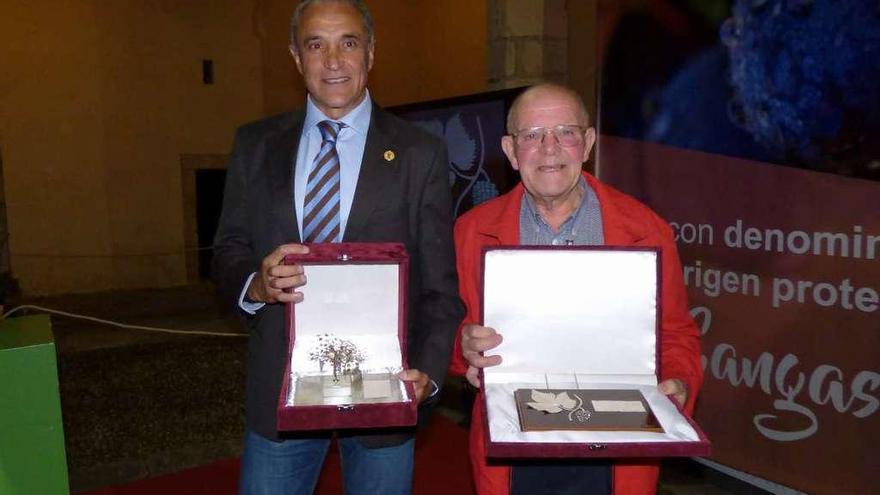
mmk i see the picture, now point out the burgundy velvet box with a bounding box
[276,242,417,431]
[480,247,710,458]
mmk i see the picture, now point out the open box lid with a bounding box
[286,243,410,377]
[480,247,709,457]
[482,247,660,386]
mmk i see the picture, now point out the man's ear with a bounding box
[501,136,519,171]
[367,43,375,72]
[582,127,597,163]
[290,45,304,75]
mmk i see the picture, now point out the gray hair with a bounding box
[506,83,591,134]
[289,0,375,51]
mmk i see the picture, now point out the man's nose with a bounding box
[324,46,341,69]
[540,130,561,152]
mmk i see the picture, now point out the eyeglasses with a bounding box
[510,125,587,148]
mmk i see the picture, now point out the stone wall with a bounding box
[487,0,597,120]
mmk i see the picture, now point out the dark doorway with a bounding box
[195,169,227,280]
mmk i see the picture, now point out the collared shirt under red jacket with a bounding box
[450,171,703,495]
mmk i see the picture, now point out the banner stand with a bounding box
[695,458,806,495]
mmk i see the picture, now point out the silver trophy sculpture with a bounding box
[309,334,366,399]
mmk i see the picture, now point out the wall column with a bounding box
[487,0,597,120]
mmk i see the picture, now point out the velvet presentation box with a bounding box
[277,242,417,431]
[480,247,710,458]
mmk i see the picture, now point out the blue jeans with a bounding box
[239,430,415,495]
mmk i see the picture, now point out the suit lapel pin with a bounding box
[383,150,396,162]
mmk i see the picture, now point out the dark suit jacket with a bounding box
[212,104,464,446]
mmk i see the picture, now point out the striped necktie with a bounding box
[303,120,344,243]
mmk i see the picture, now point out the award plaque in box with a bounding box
[276,243,417,431]
[480,247,710,458]
[514,388,663,433]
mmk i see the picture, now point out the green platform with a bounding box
[0,314,69,495]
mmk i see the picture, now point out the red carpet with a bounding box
[81,415,474,495]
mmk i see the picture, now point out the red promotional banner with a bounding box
[599,136,879,495]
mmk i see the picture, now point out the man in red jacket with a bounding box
[451,83,702,495]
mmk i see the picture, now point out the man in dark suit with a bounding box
[211,1,463,493]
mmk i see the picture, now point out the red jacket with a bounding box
[451,172,702,495]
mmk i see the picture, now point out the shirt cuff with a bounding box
[428,379,440,398]
[238,272,265,314]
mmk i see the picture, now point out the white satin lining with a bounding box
[483,249,658,379]
[287,263,408,405]
[292,263,403,373]
[485,382,700,444]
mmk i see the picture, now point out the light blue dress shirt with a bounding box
[294,91,373,240]
[239,92,373,314]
